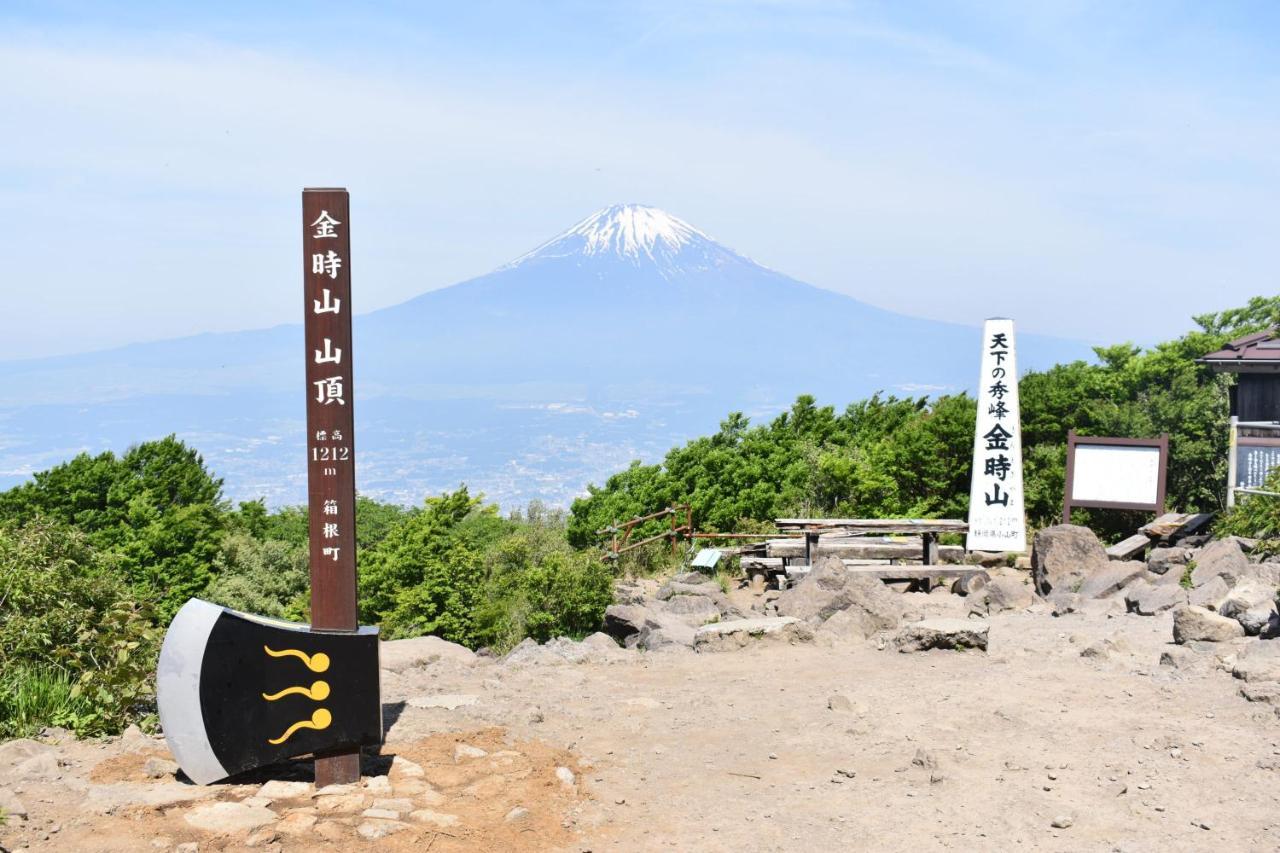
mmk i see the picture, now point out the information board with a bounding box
[1062,431,1168,523]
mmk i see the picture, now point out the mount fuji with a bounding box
[0,204,1089,508]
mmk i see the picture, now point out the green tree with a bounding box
[0,436,226,619]
[359,487,500,644]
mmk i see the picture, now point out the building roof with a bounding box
[1199,328,1280,372]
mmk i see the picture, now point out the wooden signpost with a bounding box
[302,188,361,786]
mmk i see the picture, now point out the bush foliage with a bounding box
[0,521,160,737]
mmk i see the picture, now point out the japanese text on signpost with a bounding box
[966,318,1027,553]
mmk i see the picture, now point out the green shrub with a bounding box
[203,533,309,620]
[475,532,614,651]
[1218,468,1280,556]
[0,520,160,736]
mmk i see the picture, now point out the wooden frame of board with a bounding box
[1062,430,1169,524]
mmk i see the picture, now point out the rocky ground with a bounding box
[3,528,1280,852]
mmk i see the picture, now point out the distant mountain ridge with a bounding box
[0,204,1092,507]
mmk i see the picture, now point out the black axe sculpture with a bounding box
[156,599,382,784]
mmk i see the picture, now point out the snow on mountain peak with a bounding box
[503,204,745,275]
[566,204,706,258]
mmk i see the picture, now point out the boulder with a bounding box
[1032,525,1110,594]
[1077,560,1146,600]
[1172,605,1245,644]
[580,631,623,652]
[1231,640,1280,683]
[1148,547,1189,576]
[894,619,990,653]
[1124,580,1186,615]
[983,577,1035,612]
[1220,582,1278,636]
[379,636,477,673]
[814,608,874,644]
[1189,539,1251,588]
[1188,576,1231,611]
[635,614,697,650]
[603,604,652,641]
[693,617,812,652]
[775,556,903,635]
[658,594,723,627]
[671,571,712,585]
[612,582,646,606]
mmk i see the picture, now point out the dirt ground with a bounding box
[4,585,1280,852]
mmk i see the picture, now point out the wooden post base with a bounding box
[315,749,361,787]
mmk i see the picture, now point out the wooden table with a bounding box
[774,518,969,567]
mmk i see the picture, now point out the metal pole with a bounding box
[1227,415,1239,509]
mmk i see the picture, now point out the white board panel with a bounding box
[1071,444,1161,506]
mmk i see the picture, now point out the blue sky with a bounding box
[2,1,1278,359]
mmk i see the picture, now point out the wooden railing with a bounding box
[597,504,692,560]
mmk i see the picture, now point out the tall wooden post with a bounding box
[302,188,361,786]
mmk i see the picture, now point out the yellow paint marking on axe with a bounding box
[262,680,331,702]
[263,645,330,672]
[268,708,332,745]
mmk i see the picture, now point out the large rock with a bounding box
[1032,525,1109,594]
[1188,576,1231,611]
[694,617,813,652]
[656,580,723,601]
[1231,640,1280,683]
[894,618,989,653]
[603,604,651,641]
[983,576,1035,612]
[1189,539,1251,588]
[775,556,903,635]
[1124,580,1186,615]
[814,608,872,644]
[1148,547,1189,576]
[1220,582,1278,636]
[634,614,697,650]
[658,593,723,627]
[1172,605,1245,644]
[1077,561,1146,600]
[379,636,477,673]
